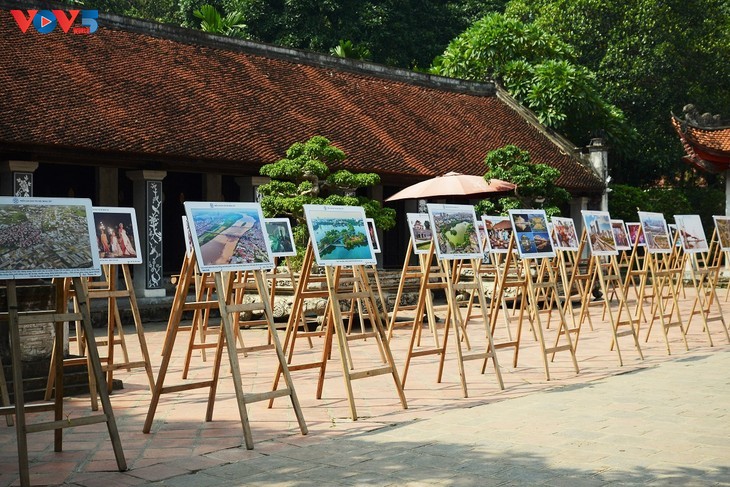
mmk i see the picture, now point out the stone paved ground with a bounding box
[1,286,729,486]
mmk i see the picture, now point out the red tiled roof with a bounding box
[0,11,603,193]
[671,115,730,173]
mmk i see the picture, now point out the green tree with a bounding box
[62,0,181,23]
[607,184,647,223]
[475,145,570,217]
[505,0,730,185]
[192,0,508,69]
[257,136,395,262]
[431,13,637,155]
[193,4,247,38]
[330,40,371,60]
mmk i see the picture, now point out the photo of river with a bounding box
[304,205,376,266]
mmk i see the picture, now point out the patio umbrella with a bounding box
[385,171,516,201]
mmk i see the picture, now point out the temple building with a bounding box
[0,5,605,295]
[672,106,730,175]
[672,105,730,213]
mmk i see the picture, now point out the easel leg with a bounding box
[73,277,127,471]
[7,281,30,486]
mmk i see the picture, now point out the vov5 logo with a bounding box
[10,9,98,35]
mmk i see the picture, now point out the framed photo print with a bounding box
[304,204,376,266]
[713,216,730,251]
[93,207,142,264]
[482,215,513,253]
[550,216,580,251]
[674,215,708,253]
[582,211,617,256]
[0,197,101,279]
[667,224,681,247]
[626,222,646,247]
[365,218,381,254]
[406,213,433,255]
[182,215,194,257]
[638,211,671,254]
[508,209,554,259]
[610,219,631,251]
[185,201,274,272]
[264,218,297,257]
[427,204,481,260]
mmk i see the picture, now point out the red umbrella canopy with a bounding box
[385,172,516,201]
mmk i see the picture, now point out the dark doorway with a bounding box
[162,171,202,274]
[34,163,95,200]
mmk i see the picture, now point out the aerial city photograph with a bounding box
[0,203,95,272]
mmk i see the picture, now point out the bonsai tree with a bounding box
[475,145,570,217]
[257,136,395,264]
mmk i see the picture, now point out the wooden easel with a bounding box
[641,236,689,354]
[438,252,504,396]
[181,269,219,378]
[1,278,126,486]
[583,242,644,365]
[47,264,155,397]
[268,243,331,408]
[623,234,651,327]
[491,234,579,381]
[143,250,307,449]
[387,238,440,343]
[683,230,730,346]
[398,242,451,387]
[271,242,407,420]
[486,248,529,370]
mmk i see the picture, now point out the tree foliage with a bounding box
[193,5,247,37]
[431,13,637,157]
[257,136,395,260]
[330,40,372,60]
[181,0,508,69]
[504,0,730,185]
[62,0,181,23]
[475,145,570,217]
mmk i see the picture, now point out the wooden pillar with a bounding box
[235,176,269,203]
[96,167,119,206]
[203,173,223,202]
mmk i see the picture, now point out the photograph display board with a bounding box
[427,204,482,260]
[181,215,194,256]
[626,222,646,246]
[406,213,433,254]
[713,216,730,250]
[638,211,672,254]
[667,224,679,247]
[304,204,376,266]
[508,209,554,259]
[365,218,381,254]
[674,215,708,253]
[550,217,580,251]
[93,207,142,264]
[482,215,513,253]
[185,201,274,272]
[264,218,297,257]
[582,211,617,256]
[475,219,491,264]
[611,219,631,251]
[0,196,101,279]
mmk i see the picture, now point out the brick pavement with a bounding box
[1,286,729,486]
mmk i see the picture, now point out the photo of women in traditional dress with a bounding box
[92,207,143,265]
